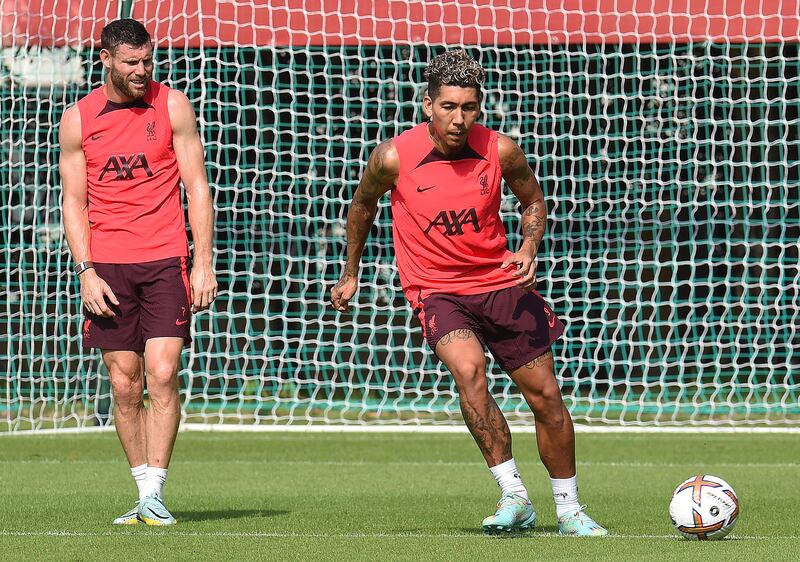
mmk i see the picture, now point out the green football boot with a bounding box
[558,506,608,536]
[482,493,537,535]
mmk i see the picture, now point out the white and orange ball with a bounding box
[669,475,739,540]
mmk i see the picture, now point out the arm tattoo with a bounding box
[343,141,397,276]
[501,139,547,252]
[522,200,546,248]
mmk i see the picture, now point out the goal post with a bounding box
[1,1,798,431]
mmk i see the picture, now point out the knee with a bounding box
[452,361,489,400]
[145,364,179,395]
[109,372,144,410]
[529,386,566,425]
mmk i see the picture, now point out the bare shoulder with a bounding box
[370,138,400,175]
[59,104,82,147]
[167,89,197,131]
[167,87,192,108]
[496,133,526,170]
[358,139,399,199]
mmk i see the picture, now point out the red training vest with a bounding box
[391,122,518,310]
[77,80,189,263]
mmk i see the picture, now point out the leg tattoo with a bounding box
[461,395,512,465]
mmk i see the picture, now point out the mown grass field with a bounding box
[1,431,797,560]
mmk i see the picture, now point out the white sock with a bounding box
[551,475,581,518]
[131,463,148,500]
[140,467,168,500]
[489,458,529,500]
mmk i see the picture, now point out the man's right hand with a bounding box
[330,273,358,313]
[80,269,119,317]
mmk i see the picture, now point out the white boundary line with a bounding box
[0,459,797,468]
[0,530,795,541]
[2,424,800,436]
[3,423,800,436]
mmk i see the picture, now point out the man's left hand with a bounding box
[501,250,537,292]
[190,263,218,312]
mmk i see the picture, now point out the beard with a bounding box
[109,66,149,100]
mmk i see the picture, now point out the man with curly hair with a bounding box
[331,49,607,536]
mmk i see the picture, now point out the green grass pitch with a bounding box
[1,431,797,560]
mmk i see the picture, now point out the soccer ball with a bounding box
[669,475,739,540]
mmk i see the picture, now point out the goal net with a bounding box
[1,1,798,431]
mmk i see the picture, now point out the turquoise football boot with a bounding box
[112,502,141,525]
[482,493,537,535]
[138,493,176,526]
[558,506,608,536]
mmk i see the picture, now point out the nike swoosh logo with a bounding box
[175,319,189,326]
[91,134,103,141]
[416,185,436,193]
[148,509,171,520]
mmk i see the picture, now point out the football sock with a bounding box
[131,463,148,500]
[551,475,581,518]
[489,458,529,500]
[141,467,168,500]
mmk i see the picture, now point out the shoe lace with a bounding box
[497,493,530,509]
[562,505,590,522]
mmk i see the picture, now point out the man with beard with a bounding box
[59,19,217,525]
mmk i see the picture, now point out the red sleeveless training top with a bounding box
[77,81,189,263]
[391,122,518,310]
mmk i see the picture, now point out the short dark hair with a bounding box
[101,19,152,54]
[424,49,486,101]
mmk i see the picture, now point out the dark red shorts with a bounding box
[82,256,192,351]
[415,286,565,372]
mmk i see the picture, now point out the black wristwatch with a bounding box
[74,261,95,276]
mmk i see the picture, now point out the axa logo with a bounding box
[424,208,481,236]
[98,153,154,181]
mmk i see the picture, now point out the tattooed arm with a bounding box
[498,133,547,291]
[330,140,399,312]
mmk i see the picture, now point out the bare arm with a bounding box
[330,140,399,312]
[498,133,547,291]
[59,105,119,316]
[60,106,91,263]
[168,89,217,312]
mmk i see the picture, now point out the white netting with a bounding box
[1,1,798,431]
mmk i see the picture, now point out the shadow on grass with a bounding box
[458,524,560,537]
[176,509,289,522]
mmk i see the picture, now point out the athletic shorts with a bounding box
[414,286,565,372]
[82,256,192,351]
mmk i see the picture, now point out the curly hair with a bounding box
[424,49,486,100]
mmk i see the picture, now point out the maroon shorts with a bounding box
[82,256,192,351]
[415,286,565,372]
